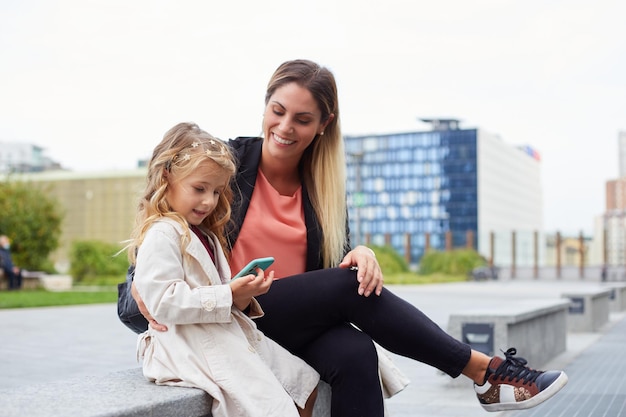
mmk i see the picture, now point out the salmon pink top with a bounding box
[229,169,307,279]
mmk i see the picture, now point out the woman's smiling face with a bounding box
[262,82,327,163]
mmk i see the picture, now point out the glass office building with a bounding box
[344,119,543,266]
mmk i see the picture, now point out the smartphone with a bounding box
[232,257,275,279]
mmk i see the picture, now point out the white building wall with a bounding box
[604,211,626,266]
[588,215,606,266]
[619,131,626,178]
[476,129,543,266]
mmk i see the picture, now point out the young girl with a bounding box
[128,122,319,417]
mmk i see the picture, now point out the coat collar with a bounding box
[156,218,232,284]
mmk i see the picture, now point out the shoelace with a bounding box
[492,348,542,385]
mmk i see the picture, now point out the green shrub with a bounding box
[369,245,409,275]
[419,248,485,275]
[0,180,63,271]
[69,240,128,283]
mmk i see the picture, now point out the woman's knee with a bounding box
[316,267,361,297]
[322,332,378,379]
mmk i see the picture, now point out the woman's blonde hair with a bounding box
[128,122,236,264]
[265,60,347,268]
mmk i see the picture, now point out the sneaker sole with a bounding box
[481,371,569,412]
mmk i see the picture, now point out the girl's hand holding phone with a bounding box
[230,267,274,311]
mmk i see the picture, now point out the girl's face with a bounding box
[262,82,330,163]
[165,160,228,226]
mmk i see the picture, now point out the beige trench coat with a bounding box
[134,219,320,417]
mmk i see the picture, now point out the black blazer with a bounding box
[226,137,326,271]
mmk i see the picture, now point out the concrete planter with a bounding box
[39,274,73,291]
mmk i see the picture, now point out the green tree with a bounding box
[0,180,63,271]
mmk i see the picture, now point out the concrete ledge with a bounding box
[448,299,570,367]
[0,368,212,417]
[602,282,626,312]
[562,287,611,332]
[39,274,73,291]
[0,367,334,417]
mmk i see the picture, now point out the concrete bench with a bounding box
[562,287,612,332]
[447,299,570,368]
[0,268,34,290]
[602,282,626,313]
[0,271,72,291]
[0,367,335,417]
[16,270,44,290]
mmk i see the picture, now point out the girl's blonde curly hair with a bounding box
[127,122,235,264]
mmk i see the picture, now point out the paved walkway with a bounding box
[505,315,626,417]
[0,280,624,416]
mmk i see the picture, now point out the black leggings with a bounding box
[254,267,471,417]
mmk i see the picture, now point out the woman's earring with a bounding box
[320,131,325,136]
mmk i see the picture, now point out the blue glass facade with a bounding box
[344,128,479,263]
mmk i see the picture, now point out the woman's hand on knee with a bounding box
[339,246,383,297]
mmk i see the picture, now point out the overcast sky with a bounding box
[1,0,624,235]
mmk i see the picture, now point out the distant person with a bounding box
[121,59,568,415]
[0,235,22,290]
[128,123,319,417]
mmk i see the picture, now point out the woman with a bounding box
[123,59,567,416]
